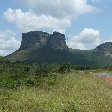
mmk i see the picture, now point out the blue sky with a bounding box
[0,0,112,56]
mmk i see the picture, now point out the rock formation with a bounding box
[20,31,50,50]
[19,31,68,50]
[95,42,112,57]
[96,42,112,51]
[47,32,68,49]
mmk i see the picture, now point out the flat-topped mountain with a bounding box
[20,31,68,50]
[6,31,112,67]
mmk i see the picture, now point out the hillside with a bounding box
[6,31,112,67]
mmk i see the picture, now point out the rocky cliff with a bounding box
[20,31,50,50]
[47,32,68,49]
[19,31,68,50]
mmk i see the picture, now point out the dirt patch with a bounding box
[97,73,112,86]
[103,77,112,86]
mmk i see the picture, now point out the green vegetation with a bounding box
[6,46,112,68]
[0,59,112,112]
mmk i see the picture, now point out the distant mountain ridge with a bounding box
[6,31,112,67]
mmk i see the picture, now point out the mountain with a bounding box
[6,31,112,67]
[6,31,69,63]
[20,31,68,50]
[95,42,112,57]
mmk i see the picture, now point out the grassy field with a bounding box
[0,70,112,112]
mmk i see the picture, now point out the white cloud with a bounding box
[0,50,15,56]
[67,40,86,50]
[20,0,94,18]
[4,8,71,33]
[0,30,21,56]
[67,28,101,50]
[4,0,97,33]
[77,28,101,44]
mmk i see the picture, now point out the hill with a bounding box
[6,31,112,67]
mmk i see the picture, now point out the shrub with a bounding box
[25,79,35,86]
[35,64,51,76]
[24,66,31,75]
[58,63,71,73]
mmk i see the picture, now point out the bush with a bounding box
[58,63,71,73]
[25,79,35,86]
[24,66,31,75]
[35,64,51,76]
[0,79,21,89]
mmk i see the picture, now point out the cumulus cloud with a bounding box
[0,30,21,56]
[20,0,94,18]
[67,28,101,50]
[4,8,71,33]
[4,0,97,33]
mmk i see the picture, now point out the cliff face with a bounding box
[20,31,50,50]
[47,32,68,49]
[19,31,68,50]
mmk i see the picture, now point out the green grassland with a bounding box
[0,62,112,112]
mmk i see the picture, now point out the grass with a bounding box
[0,71,112,112]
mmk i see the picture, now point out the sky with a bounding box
[0,0,112,56]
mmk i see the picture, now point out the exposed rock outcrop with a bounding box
[95,42,112,57]
[20,31,50,50]
[96,42,112,51]
[19,31,68,50]
[47,32,68,49]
